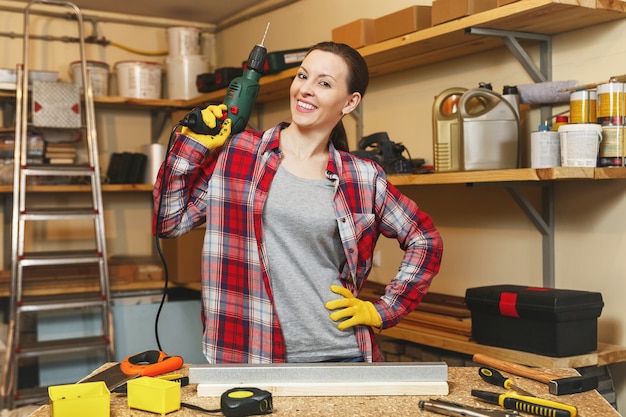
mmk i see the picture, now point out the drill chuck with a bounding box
[246,44,267,74]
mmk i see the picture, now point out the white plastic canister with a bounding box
[70,60,110,96]
[167,26,201,57]
[165,55,210,100]
[114,61,162,99]
[558,123,602,167]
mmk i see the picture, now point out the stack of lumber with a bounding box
[360,281,472,341]
[45,141,77,164]
[0,256,164,297]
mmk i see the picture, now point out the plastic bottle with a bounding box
[552,115,569,131]
[502,85,520,118]
[531,122,560,168]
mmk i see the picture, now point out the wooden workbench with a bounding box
[30,365,619,416]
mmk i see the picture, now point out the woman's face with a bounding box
[289,49,360,132]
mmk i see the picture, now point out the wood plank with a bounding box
[402,311,472,336]
[381,322,604,368]
[0,183,154,193]
[0,166,619,192]
[597,342,626,366]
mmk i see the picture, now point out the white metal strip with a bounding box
[190,362,448,384]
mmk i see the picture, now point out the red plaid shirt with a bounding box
[153,122,443,363]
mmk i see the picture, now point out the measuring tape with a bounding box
[120,350,183,377]
[221,387,273,417]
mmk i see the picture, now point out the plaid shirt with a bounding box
[153,122,443,363]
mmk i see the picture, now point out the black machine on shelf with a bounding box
[352,132,426,174]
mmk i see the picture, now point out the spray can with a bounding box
[552,115,568,131]
[598,118,624,167]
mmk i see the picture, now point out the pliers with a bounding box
[419,399,522,417]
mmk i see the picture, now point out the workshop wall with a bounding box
[0,0,626,410]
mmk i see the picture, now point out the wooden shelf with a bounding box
[0,183,153,193]
[0,168,624,194]
[388,167,626,186]
[184,0,626,107]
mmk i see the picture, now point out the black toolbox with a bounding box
[465,285,604,357]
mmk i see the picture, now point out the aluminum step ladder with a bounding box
[1,0,113,408]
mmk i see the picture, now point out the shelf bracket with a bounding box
[2,99,15,128]
[504,182,555,288]
[150,108,174,143]
[466,27,553,123]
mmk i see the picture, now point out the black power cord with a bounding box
[152,122,183,351]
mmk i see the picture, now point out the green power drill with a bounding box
[181,23,269,136]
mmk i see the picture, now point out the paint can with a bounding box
[596,80,624,124]
[115,61,162,99]
[70,60,110,96]
[569,89,596,123]
[598,123,625,167]
[530,125,560,168]
[558,123,602,167]
[167,26,201,57]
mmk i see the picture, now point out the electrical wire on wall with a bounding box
[0,31,169,56]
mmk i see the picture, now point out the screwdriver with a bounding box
[479,366,535,397]
[472,389,577,417]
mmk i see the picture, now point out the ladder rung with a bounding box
[19,250,102,267]
[18,293,108,312]
[20,208,98,221]
[22,164,94,177]
[16,336,110,359]
[12,387,48,408]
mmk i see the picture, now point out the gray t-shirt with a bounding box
[263,165,361,362]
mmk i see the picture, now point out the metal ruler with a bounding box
[190,362,448,397]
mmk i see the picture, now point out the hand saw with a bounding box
[78,350,184,392]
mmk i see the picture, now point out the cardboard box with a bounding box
[465,285,604,357]
[374,6,432,43]
[432,0,498,26]
[332,19,376,49]
[160,226,204,284]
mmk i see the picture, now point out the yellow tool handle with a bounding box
[500,391,577,417]
[473,353,554,384]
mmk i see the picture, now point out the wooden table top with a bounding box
[30,364,619,416]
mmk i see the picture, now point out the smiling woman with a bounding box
[153,40,443,364]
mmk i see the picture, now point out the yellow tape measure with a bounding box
[220,387,273,417]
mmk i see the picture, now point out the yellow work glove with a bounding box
[325,285,382,331]
[181,104,232,149]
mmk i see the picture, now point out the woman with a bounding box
[153,41,443,363]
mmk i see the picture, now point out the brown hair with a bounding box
[306,42,369,152]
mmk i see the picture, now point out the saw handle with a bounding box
[120,350,184,377]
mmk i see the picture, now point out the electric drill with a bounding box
[182,23,269,136]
